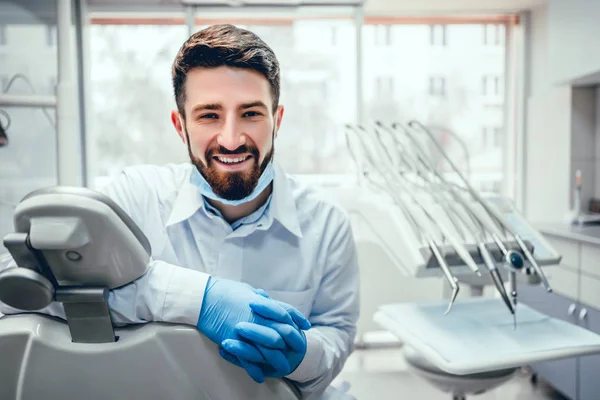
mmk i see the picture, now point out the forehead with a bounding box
[184,66,273,112]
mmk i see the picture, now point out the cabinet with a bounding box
[519,284,579,400]
[520,233,600,400]
[576,306,600,400]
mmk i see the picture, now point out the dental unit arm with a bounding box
[344,121,561,326]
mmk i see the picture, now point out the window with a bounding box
[481,127,503,148]
[429,76,445,97]
[45,25,56,47]
[483,24,505,46]
[430,24,447,46]
[0,22,59,246]
[48,77,57,94]
[89,20,357,176]
[0,25,6,46]
[330,26,337,47]
[376,76,394,99]
[482,75,503,96]
[87,19,511,187]
[481,127,489,147]
[493,127,503,147]
[373,25,392,46]
[0,75,7,92]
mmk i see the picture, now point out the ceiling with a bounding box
[0,0,547,25]
[85,0,547,14]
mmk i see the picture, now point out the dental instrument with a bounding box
[375,121,513,315]
[345,125,461,314]
[408,120,553,294]
[382,122,515,322]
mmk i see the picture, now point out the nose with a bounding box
[216,119,246,151]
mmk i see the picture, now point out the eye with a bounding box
[243,111,262,118]
[198,113,218,120]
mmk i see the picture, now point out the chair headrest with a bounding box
[21,186,151,255]
[10,186,151,289]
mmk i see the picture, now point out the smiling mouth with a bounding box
[213,155,253,165]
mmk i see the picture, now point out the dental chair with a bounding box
[0,187,300,400]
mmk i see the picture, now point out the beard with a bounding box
[185,130,274,201]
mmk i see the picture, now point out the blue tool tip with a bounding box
[509,252,524,269]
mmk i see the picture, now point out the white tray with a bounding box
[374,297,600,375]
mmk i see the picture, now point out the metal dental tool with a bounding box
[345,125,461,314]
[384,121,514,319]
[367,124,482,277]
[408,120,553,294]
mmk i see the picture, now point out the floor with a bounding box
[332,347,569,400]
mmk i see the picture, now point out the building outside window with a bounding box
[482,75,503,96]
[430,24,447,46]
[429,76,446,97]
[87,18,511,196]
[483,24,505,46]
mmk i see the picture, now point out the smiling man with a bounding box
[0,24,359,399]
[161,26,360,397]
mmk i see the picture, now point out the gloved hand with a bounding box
[198,276,311,381]
[221,325,307,379]
[218,288,309,381]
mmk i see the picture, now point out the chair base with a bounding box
[403,345,517,399]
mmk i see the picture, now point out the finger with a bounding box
[249,297,294,326]
[222,339,267,364]
[219,348,265,384]
[235,322,285,349]
[219,347,243,368]
[257,344,291,376]
[238,358,266,384]
[254,288,270,298]
[277,302,311,330]
[266,322,306,353]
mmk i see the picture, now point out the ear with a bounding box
[171,110,187,144]
[274,105,284,139]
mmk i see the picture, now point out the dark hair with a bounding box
[172,24,280,118]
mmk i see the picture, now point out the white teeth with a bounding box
[218,156,246,164]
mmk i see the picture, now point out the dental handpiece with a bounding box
[428,238,459,316]
[509,270,518,330]
[478,242,514,315]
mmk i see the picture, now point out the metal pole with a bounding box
[57,0,81,186]
[74,0,89,187]
[354,5,364,125]
[516,12,531,214]
[0,94,56,108]
[185,6,196,37]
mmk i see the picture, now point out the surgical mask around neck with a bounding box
[191,160,275,206]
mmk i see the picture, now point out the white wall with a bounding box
[524,3,600,223]
[523,4,572,223]
[548,0,600,84]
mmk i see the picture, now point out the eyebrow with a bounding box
[190,101,269,114]
[191,103,222,113]
[239,101,268,111]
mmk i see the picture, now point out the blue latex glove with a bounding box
[220,288,309,380]
[197,277,310,371]
[221,326,307,379]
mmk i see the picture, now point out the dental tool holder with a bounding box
[419,241,533,275]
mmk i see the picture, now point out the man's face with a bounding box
[172,66,283,201]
